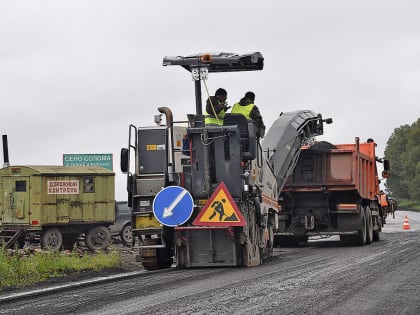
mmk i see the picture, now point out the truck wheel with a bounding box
[120,224,132,244]
[85,226,111,251]
[353,207,367,246]
[262,225,274,260]
[365,207,373,245]
[40,228,63,251]
[141,238,173,270]
[373,217,382,242]
[241,202,262,267]
[373,230,381,242]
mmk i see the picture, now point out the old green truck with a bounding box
[0,165,115,251]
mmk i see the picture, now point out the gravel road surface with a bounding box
[1,210,419,314]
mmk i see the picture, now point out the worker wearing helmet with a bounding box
[205,88,229,126]
[231,91,266,137]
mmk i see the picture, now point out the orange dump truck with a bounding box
[275,137,390,246]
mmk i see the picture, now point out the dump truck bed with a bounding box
[283,140,380,200]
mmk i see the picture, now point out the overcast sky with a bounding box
[1,0,419,200]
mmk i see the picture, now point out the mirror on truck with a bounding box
[127,174,133,207]
[383,159,390,171]
[382,159,390,178]
[120,148,129,173]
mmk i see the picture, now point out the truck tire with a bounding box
[373,230,381,242]
[351,207,367,246]
[40,227,63,251]
[120,224,132,245]
[373,216,382,242]
[141,238,173,270]
[85,226,111,251]
[365,207,373,245]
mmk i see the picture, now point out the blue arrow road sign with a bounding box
[153,186,194,227]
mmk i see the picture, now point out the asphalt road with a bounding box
[1,210,419,314]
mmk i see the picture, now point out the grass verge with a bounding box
[397,199,420,211]
[0,249,122,291]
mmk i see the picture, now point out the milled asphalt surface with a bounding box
[1,210,417,305]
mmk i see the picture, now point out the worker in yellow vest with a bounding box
[231,91,266,137]
[205,88,229,126]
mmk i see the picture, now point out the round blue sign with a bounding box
[153,186,194,227]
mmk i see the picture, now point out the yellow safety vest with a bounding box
[231,103,255,121]
[205,109,225,125]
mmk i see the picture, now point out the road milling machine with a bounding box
[120,52,332,270]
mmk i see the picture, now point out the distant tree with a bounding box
[385,124,410,199]
[384,118,420,202]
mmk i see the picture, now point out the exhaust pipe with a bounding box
[158,107,173,126]
[2,134,10,167]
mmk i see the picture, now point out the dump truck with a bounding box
[275,138,390,246]
[0,165,115,251]
[120,52,332,269]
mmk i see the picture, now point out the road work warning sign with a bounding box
[193,182,246,226]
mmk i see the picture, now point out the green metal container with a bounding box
[0,165,115,230]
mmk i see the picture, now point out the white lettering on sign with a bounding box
[64,155,112,162]
[47,180,79,194]
[63,154,113,170]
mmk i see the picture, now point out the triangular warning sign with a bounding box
[193,182,246,226]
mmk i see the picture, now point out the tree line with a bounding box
[384,118,420,208]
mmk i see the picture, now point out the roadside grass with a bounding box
[0,248,121,291]
[398,199,420,211]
